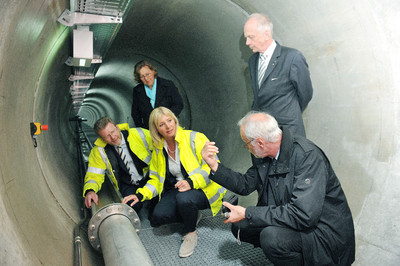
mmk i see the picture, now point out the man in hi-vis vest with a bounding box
[83,116,153,213]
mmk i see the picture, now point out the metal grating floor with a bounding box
[137,207,272,266]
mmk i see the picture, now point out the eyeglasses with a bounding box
[243,139,254,149]
[140,73,152,80]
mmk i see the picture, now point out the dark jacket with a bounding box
[211,128,355,265]
[249,42,313,137]
[131,77,183,129]
[104,130,149,194]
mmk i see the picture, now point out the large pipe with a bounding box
[1,0,400,265]
[88,204,153,266]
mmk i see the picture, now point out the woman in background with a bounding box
[131,60,183,129]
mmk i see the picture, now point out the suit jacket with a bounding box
[131,77,183,129]
[104,130,148,195]
[249,42,313,137]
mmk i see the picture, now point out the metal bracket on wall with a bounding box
[68,74,95,81]
[57,9,122,27]
[65,56,102,67]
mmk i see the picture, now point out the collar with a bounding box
[275,148,280,160]
[260,40,277,59]
[272,127,292,175]
[117,132,127,148]
[174,126,185,143]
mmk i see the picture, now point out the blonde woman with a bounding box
[123,107,226,258]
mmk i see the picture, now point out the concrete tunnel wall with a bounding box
[0,0,399,265]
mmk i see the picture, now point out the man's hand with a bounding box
[222,202,246,224]
[175,180,191,192]
[201,141,219,172]
[122,194,140,207]
[84,191,98,208]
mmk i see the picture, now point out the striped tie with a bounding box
[117,146,130,172]
[258,54,268,87]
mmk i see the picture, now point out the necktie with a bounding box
[117,146,141,185]
[117,146,130,172]
[258,54,268,87]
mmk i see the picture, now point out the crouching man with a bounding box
[83,116,153,214]
[201,111,355,265]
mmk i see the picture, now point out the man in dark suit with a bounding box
[131,60,183,129]
[244,13,313,137]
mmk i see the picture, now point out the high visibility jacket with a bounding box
[136,127,226,216]
[82,124,153,197]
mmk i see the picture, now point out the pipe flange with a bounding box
[88,203,141,251]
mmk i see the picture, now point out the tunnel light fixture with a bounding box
[73,27,93,68]
[78,59,86,67]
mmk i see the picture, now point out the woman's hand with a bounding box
[175,180,191,192]
[122,194,140,207]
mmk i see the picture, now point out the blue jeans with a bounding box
[150,188,210,234]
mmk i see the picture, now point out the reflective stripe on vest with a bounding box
[87,166,105,175]
[144,183,158,198]
[98,147,111,174]
[188,131,211,185]
[188,168,210,185]
[84,179,98,186]
[150,169,164,184]
[152,149,166,185]
[136,127,152,164]
[209,186,227,206]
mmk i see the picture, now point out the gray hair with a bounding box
[237,111,282,143]
[248,13,274,36]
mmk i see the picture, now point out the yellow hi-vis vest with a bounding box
[136,127,226,216]
[82,124,153,197]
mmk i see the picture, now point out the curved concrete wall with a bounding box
[0,0,399,265]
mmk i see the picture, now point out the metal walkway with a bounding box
[137,206,271,265]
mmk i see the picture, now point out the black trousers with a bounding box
[232,222,304,266]
[150,188,210,234]
[119,177,149,213]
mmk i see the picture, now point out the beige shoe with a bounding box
[179,231,197,258]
